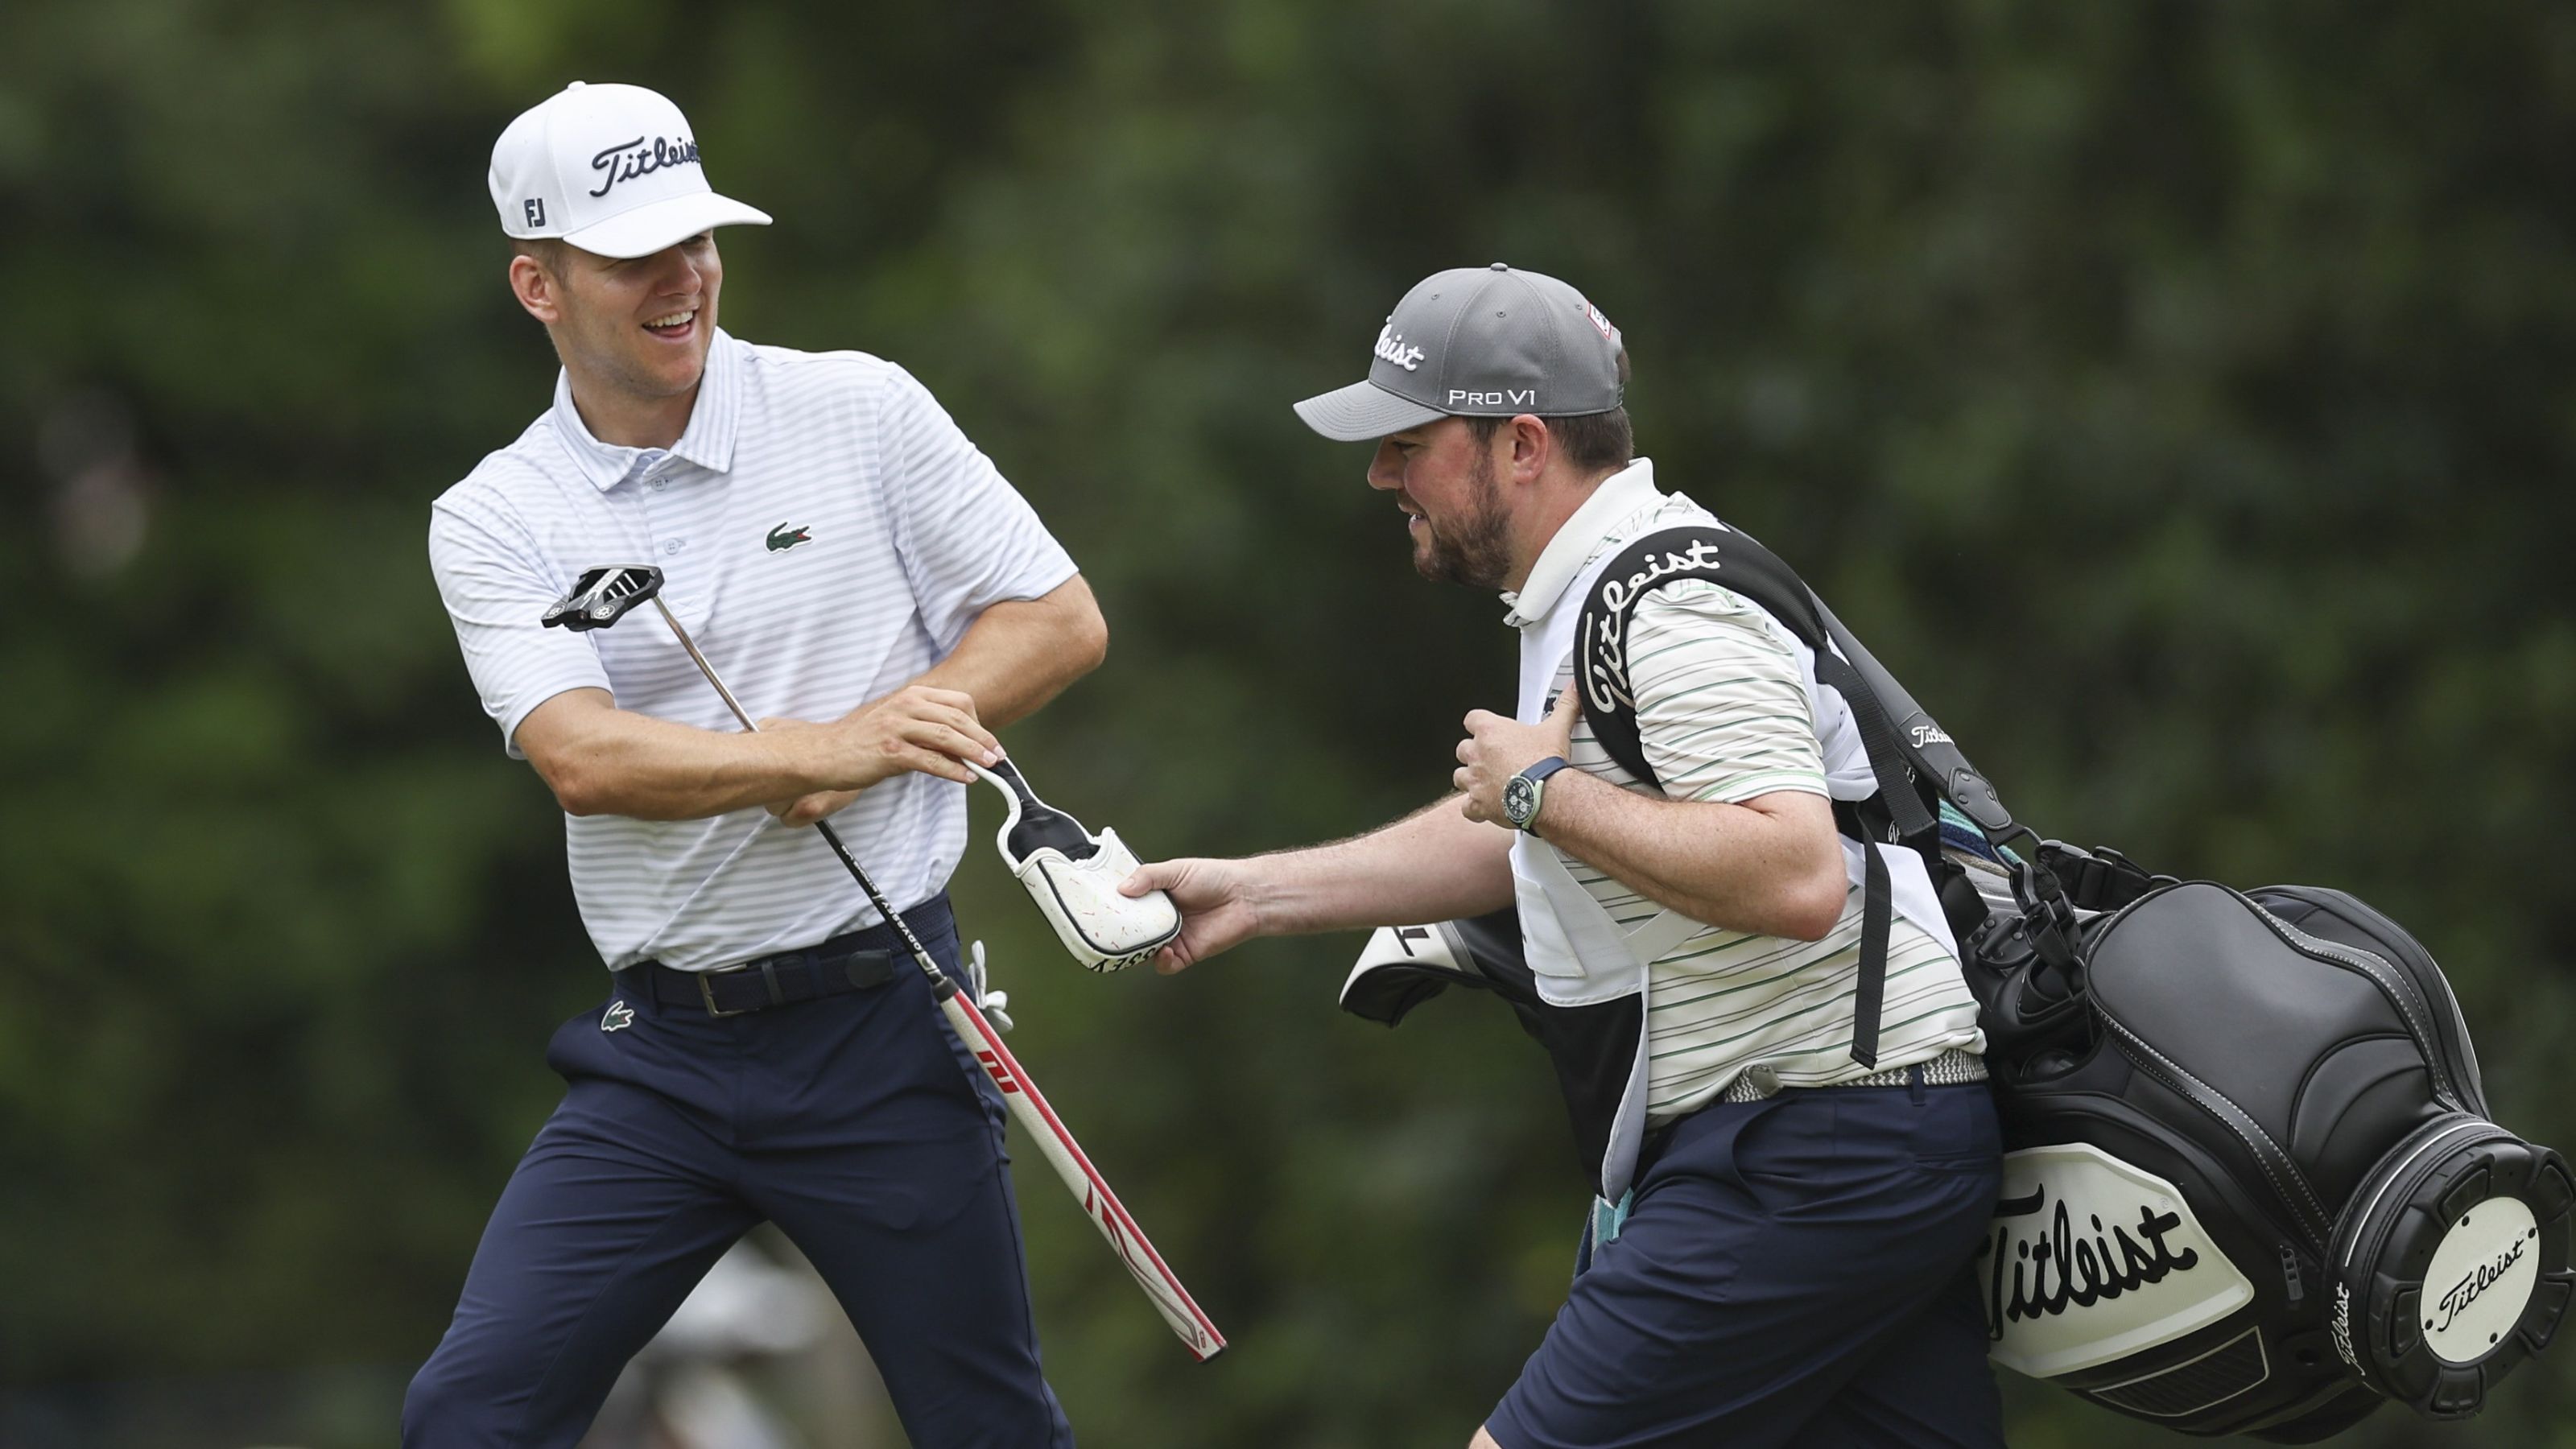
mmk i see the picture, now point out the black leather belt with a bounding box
[636,945,893,1018]
[624,895,951,1018]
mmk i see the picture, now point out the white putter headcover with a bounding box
[968,758,1181,972]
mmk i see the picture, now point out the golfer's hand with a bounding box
[1455,687,1580,826]
[1121,857,1263,975]
[766,686,1001,820]
[753,718,852,824]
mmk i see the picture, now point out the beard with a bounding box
[1411,448,1514,590]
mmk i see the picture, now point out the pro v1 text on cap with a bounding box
[1294,263,1624,442]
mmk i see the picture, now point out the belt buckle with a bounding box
[697,965,752,1018]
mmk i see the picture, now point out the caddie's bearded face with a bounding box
[517,232,724,404]
[1368,416,1514,590]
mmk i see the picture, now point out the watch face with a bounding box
[1503,774,1538,828]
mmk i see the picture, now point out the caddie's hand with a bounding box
[1454,686,1581,826]
[1121,857,1262,975]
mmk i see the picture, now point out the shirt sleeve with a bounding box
[427,500,612,758]
[875,365,1080,653]
[1626,579,1827,803]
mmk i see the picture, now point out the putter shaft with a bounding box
[648,597,960,992]
[638,592,1225,1357]
[651,597,759,733]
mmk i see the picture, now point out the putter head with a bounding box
[543,565,666,632]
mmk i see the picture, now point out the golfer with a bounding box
[410,81,1096,1447]
[1127,265,2007,1447]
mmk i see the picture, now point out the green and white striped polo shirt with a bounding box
[1514,472,1984,1125]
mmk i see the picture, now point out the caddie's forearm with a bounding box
[910,576,1108,729]
[520,689,840,821]
[1257,794,1517,935]
[1532,772,1847,942]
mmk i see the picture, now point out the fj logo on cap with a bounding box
[1373,324,1426,373]
[524,197,546,228]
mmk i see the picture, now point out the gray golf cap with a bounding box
[1294,263,1624,441]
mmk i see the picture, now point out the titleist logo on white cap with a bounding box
[488,81,771,260]
[588,134,703,201]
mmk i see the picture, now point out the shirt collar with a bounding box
[551,328,745,491]
[1501,457,1662,628]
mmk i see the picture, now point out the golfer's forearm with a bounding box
[521,690,832,819]
[1532,773,1847,941]
[910,576,1108,729]
[1257,795,1517,934]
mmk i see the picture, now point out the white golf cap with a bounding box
[489,81,770,259]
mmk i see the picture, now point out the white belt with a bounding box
[1719,1047,1988,1104]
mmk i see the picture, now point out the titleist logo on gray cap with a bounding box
[1293,263,1624,442]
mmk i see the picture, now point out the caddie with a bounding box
[410,80,1100,1447]
[1126,264,2008,1447]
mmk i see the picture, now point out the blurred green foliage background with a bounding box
[4,0,2574,1443]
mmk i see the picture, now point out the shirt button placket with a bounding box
[630,454,686,559]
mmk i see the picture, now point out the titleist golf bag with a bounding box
[1340,522,2570,1439]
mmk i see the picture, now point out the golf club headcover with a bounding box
[968,759,1181,972]
[1343,919,1489,1026]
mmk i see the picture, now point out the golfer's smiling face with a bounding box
[536,232,725,404]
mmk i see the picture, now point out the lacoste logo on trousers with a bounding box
[766,522,813,552]
[601,1000,634,1032]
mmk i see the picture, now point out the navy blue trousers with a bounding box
[402,898,1072,1447]
[1489,1078,2006,1449]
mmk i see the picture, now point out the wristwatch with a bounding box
[1503,756,1571,836]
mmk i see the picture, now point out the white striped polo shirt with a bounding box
[1505,462,1984,1124]
[429,330,1078,972]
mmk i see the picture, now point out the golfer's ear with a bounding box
[510,254,560,324]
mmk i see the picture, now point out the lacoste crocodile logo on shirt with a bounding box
[601,1000,634,1032]
[766,522,812,552]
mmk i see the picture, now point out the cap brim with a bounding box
[564,192,773,260]
[1291,380,1447,442]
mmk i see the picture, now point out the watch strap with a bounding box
[1509,755,1571,835]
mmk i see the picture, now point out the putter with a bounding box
[543,564,1225,1361]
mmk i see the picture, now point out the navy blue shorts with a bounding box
[1488,1077,2006,1449]
[402,898,1072,1448]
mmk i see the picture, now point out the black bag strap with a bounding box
[1806,592,2015,841]
[1851,835,1891,1068]
[1575,523,2005,1067]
